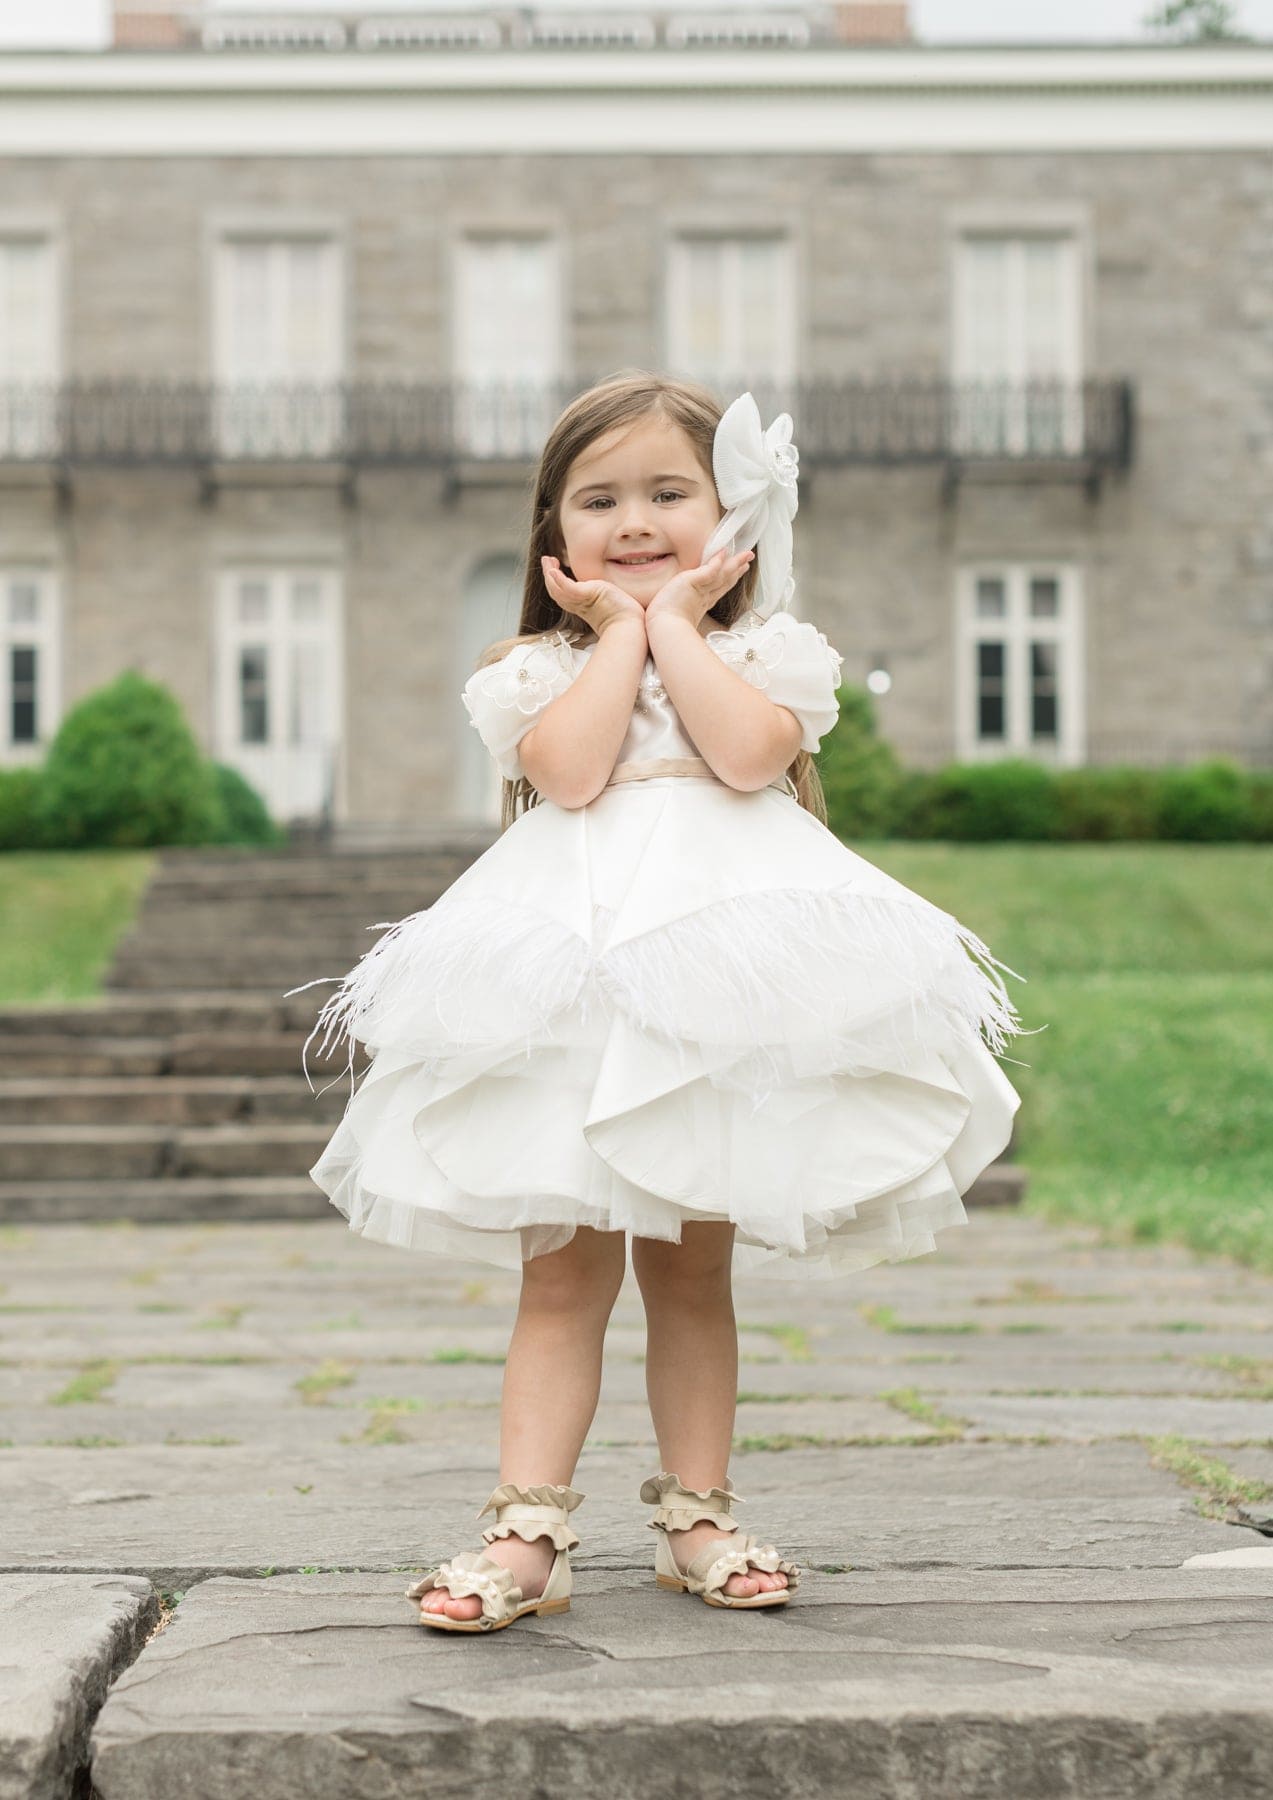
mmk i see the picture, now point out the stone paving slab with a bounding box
[5,1212,1273,1795]
[0,1443,1259,1590]
[0,1573,157,1800]
[953,1393,1273,1444]
[89,1570,1273,1800]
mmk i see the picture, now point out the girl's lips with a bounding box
[610,554,671,569]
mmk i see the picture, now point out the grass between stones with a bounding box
[293,1360,358,1404]
[1146,1433,1273,1522]
[737,1323,813,1360]
[49,1359,120,1405]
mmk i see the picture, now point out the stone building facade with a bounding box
[0,11,1270,831]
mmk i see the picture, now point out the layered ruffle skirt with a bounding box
[294,778,1029,1280]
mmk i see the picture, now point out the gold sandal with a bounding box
[405,1481,584,1633]
[640,1470,800,1610]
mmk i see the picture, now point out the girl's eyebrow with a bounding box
[568,472,702,501]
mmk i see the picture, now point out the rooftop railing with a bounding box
[0,377,1134,475]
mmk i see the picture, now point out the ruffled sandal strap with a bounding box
[684,1532,803,1599]
[404,1551,524,1629]
[639,1470,742,1535]
[477,1481,586,1553]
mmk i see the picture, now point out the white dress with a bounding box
[299,608,1027,1280]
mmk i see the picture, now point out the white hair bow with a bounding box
[700,391,799,620]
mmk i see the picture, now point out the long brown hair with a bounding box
[474,369,828,832]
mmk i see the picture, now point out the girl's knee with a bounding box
[519,1227,626,1315]
[632,1224,735,1300]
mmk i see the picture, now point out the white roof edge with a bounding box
[1,44,1272,94]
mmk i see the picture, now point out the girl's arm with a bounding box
[646,612,802,791]
[519,562,649,809]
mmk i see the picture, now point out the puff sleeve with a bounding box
[706,612,844,753]
[460,631,581,781]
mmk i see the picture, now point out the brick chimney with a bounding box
[832,4,912,43]
[112,1,196,48]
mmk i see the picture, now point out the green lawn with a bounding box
[3,842,1270,1274]
[0,850,156,1004]
[863,844,1273,1275]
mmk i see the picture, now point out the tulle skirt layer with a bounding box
[295,779,1028,1280]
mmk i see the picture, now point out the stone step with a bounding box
[0,1122,329,1181]
[0,1155,1020,1224]
[0,1036,172,1077]
[0,1175,326,1223]
[0,1076,346,1126]
[1,1575,158,1800]
[0,1031,329,1079]
[0,995,323,1038]
[87,1569,1273,1800]
[128,899,441,932]
[106,955,357,993]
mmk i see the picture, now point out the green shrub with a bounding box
[207,761,286,846]
[897,757,1062,841]
[817,685,905,839]
[1156,757,1256,842]
[0,765,53,850]
[34,670,226,849]
[1249,771,1273,843]
[1052,765,1163,841]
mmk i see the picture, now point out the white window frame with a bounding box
[450,229,566,459]
[950,225,1085,458]
[213,563,345,821]
[209,221,345,458]
[955,562,1085,767]
[0,222,62,460]
[0,565,61,763]
[665,231,797,396]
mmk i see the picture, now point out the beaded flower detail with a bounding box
[704,615,788,690]
[634,667,668,712]
[462,631,575,725]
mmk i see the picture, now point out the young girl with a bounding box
[294,370,1028,1632]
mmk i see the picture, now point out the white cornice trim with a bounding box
[0,45,1269,154]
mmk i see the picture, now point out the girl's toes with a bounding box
[444,1595,482,1620]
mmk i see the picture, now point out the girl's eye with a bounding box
[583,491,685,511]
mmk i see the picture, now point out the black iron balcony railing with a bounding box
[0,378,1134,473]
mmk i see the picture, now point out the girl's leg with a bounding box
[631,1222,786,1599]
[419,1225,628,1621]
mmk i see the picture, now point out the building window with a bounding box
[1,569,59,759]
[666,234,795,396]
[956,564,1084,765]
[214,567,343,822]
[952,233,1082,456]
[0,237,59,458]
[212,235,343,457]
[453,234,563,458]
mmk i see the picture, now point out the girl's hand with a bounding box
[541,556,647,640]
[644,548,755,630]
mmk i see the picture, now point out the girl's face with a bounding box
[556,413,725,603]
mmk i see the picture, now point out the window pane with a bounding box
[976,576,1006,619]
[227,241,272,378]
[1030,576,1060,619]
[10,642,36,743]
[1023,239,1066,380]
[7,580,39,626]
[238,580,269,626]
[290,578,322,626]
[737,238,785,380]
[960,238,1011,380]
[289,640,327,744]
[1030,641,1059,739]
[239,645,269,743]
[976,640,1006,739]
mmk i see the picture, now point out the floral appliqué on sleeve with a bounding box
[704,614,788,691]
[463,631,576,725]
